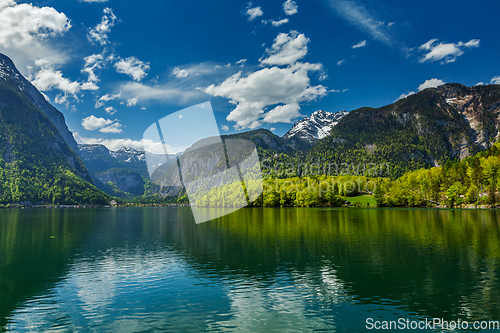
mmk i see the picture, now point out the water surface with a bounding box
[0,207,499,332]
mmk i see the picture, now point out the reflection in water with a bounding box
[0,207,499,332]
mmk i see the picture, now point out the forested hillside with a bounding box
[0,80,108,205]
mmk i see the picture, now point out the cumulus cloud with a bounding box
[352,40,367,48]
[418,38,480,64]
[173,67,189,78]
[491,76,500,85]
[336,60,345,66]
[263,103,300,123]
[205,64,327,128]
[0,0,71,73]
[271,18,289,27]
[114,56,150,81]
[79,0,107,2]
[221,125,229,131]
[126,97,138,106]
[81,115,122,133]
[87,7,117,45]
[418,78,445,91]
[397,78,445,100]
[204,31,328,129]
[260,31,309,66]
[205,52,327,128]
[31,67,81,94]
[246,3,263,21]
[283,0,298,15]
[105,106,116,115]
[81,115,113,130]
[31,66,98,104]
[99,122,122,133]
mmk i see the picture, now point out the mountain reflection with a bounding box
[1,207,499,331]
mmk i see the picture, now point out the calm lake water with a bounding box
[0,207,499,332]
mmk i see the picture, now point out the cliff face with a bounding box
[0,53,79,153]
[436,83,500,155]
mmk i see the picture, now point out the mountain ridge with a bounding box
[0,53,79,153]
[284,109,348,142]
[0,54,108,204]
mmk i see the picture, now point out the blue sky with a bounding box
[0,0,499,152]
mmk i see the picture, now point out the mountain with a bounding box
[0,53,79,153]
[0,53,108,205]
[284,110,348,142]
[79,144,174,177]
[308,83,500,177]
[224,128,310,155]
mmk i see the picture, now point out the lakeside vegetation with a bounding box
[193,141,500,209]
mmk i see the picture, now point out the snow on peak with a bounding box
[284,110,348,142]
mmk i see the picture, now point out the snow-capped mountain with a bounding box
[284,110,348,142]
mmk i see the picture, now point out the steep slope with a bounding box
[224,128,310,156]
[284,110,348,142]
[307,83,500,177]
[0,53,79,153]
[0,57,108,205]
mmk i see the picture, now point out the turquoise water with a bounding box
[1,207,499,332]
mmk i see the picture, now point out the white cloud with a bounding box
[81,53,106,89]
[0,1,70,47]
[82,115,114,130]
[491,76,500,85]
[397,78,445,101]
[260,31,309,66]
[246,3,263,21]
[263,103,300,123]
[328,0,393,47]
[475,82,485,86]
[141,107,146,110]
[114,56,149,81]
[419,39,480,64]
[418,78,445,91]
[173,67,189,78]
[221,125,229,131]
[283,0,298,15]
[120,82,204,104]
[204,31,328,129]
[31,66,98,104]
[87,7,117,45]
[270,127,276,131]
[74,133,181,154]
[126,97,138,106]
[271,18,289,27]
[464,39,480,48]
[81,115,122,133]
[95,92,121,108]
[352,40,367,48]
[99,122,122,133]
[388,22,395,27]
[79,0,107,3]
[204,63,326,128]
[0,0,71,74]
[398,91,415,101]
[236,59,247,66]
[31,67,81,94]
[336,60,345,66]
[105,106,116,115]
